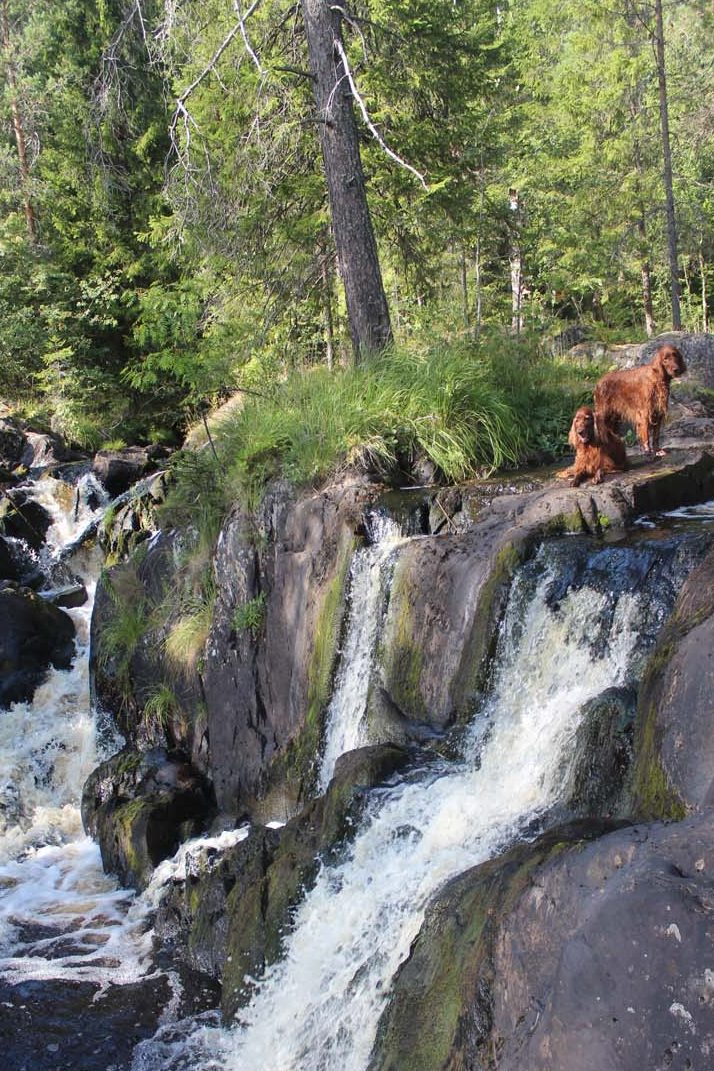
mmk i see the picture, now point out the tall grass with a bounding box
[162,335,599,530]
[212,336,595,494]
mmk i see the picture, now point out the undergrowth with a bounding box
[161,335,601,530]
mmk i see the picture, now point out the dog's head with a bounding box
[568,406,596,448]
[655,344,686,379]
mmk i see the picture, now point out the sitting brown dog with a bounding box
[558,406,627,487]
[593,343,686,456]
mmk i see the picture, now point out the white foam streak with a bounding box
[0,475,154,989]
[319,524,405,791]
[214,567,642,1071]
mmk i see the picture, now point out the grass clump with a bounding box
[142,683,180,732]
[215,336,595,495]
[163,585,216,677]
[232,593,267,638]
[162,335,600,530]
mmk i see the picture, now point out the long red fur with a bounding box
[593,344,686,455]
[557,406,627,487]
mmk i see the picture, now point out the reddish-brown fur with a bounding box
[557,406,627,487]
[593,344,686,456]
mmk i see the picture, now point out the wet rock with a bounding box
[20,430,81,470]
[370,815,714,1071]
[155,826,280,979]
[220,743,411,1021]
[40,581,88,609]
[0,487,52,550]
[81,747,215,890]
[0,586,75,707]
[92,445,169,497]
[565,686,637,817]
[631,544,714,817]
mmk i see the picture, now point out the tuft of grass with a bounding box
[212,337,595,494]
[163,586,216,676]
[142,683,180,732]
[164,335,600,529]
[232,592,266,638]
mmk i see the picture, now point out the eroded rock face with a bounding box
[202,478,381,816]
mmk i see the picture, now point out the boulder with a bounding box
[81,747,215,890]
[92,445,169,497]
[0,488,52,550]
[0,586,75,707]
[20,430,80,470]
[370,815,714,1071]
[0,418,26,470]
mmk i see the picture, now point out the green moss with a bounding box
[543,508,587,535]
[631,684,686,822]
[371,835,575,1071]
[630,638,687,821]
[379,564,427,718]
[278,537,355,800]
[453,540,525,722]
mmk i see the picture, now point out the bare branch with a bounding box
[233,0,264,74]
[332,38,427,189]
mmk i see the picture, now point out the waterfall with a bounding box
[0,474,153,989]
[132,542,647,1071]
[318,513,406,792]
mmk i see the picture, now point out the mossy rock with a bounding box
[221,744,410,1021]
[368,820,619,1071]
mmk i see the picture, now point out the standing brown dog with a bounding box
[558,406,627,487]
[593,343,686,456]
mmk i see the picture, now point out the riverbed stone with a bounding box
[81,746,215,890]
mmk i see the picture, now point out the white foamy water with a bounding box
[134,550,643,1071]
[0,474,157,989]
[319,518,405,792]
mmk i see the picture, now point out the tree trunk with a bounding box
[301,0,391,361]
[1,0,37,244]
[322,254,335,370]
[700,249,708,332]
[508,188,524,335]
[654,0,681,329]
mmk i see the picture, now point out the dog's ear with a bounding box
[592,413,603,442]
[568,413,580,449]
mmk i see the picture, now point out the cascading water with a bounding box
[318,513,406,792]
[0,474,154,989]
[133,537,672,1071]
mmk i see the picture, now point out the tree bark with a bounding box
[508,188,524,334]
[654,0,681,329]
[301,0,391,361]
[1,0,37,244]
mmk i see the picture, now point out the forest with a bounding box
[1,0,712,462]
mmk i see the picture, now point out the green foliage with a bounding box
[142,683,180,732]
[232,593,267,638]
[207,336,591,502]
